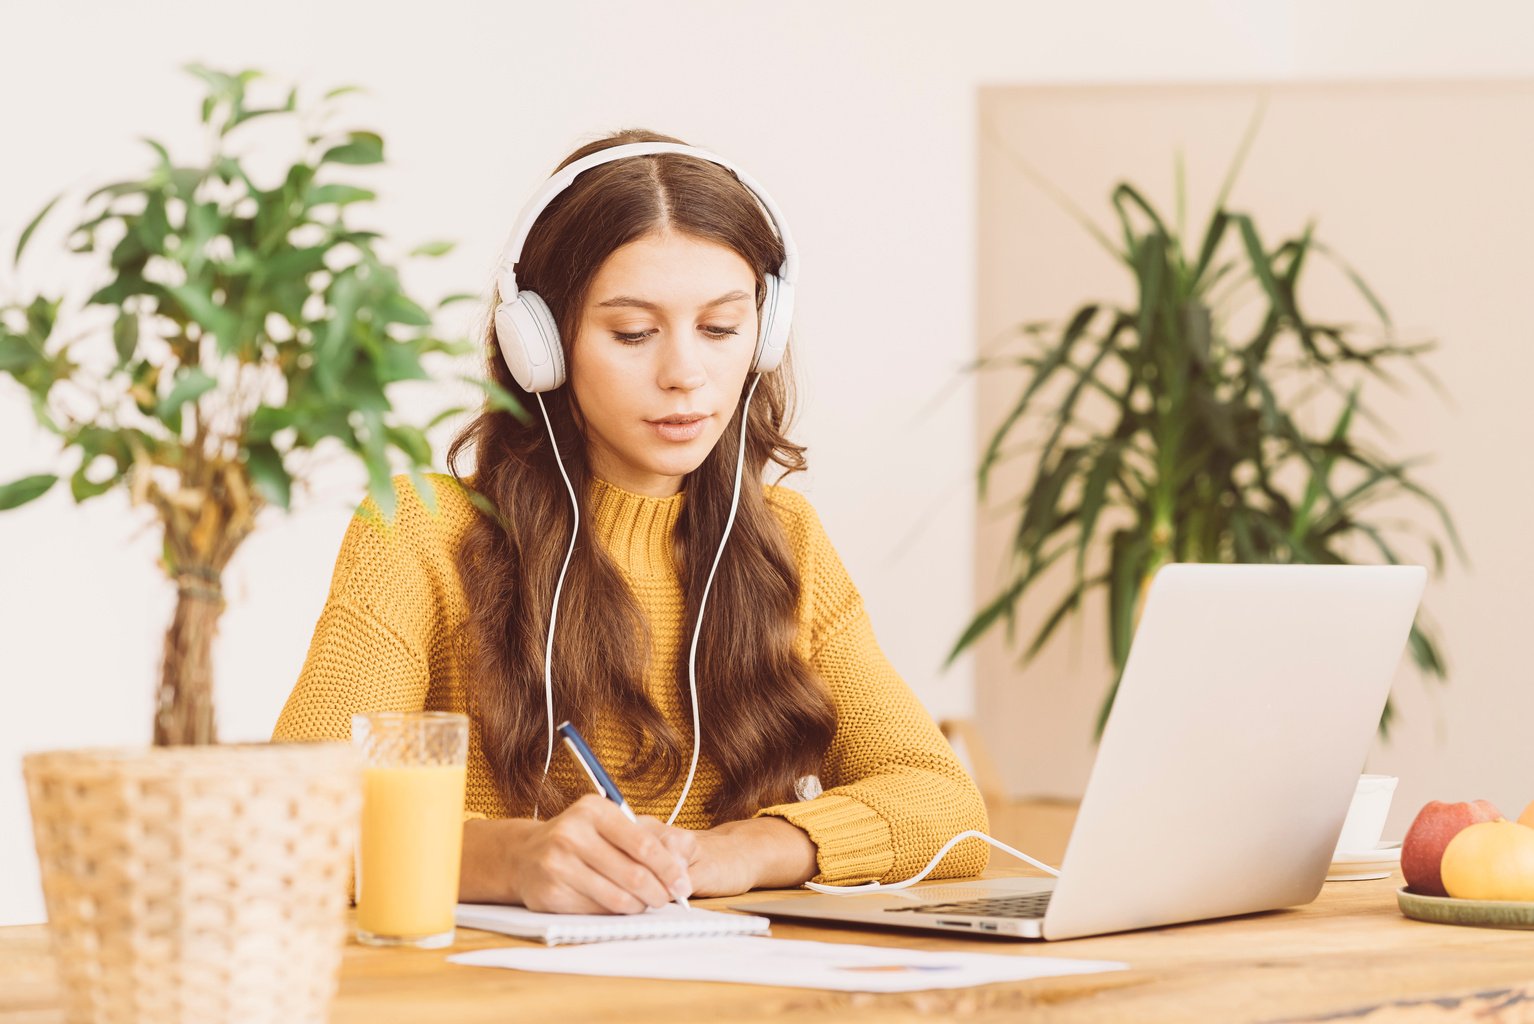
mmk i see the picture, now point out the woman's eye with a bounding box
[610,326,741,345]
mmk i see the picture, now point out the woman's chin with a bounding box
[634,432,725,475]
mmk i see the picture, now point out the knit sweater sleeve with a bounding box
[754,490,991,886]
[271,478,439,747]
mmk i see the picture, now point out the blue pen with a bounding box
[556,720,691,909]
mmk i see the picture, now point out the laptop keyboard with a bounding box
[884,891,1053,919]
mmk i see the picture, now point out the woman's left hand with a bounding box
[659,816,819,898]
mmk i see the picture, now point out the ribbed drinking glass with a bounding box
[351,711,469,948]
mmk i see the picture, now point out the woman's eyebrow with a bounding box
[594,289,750,311]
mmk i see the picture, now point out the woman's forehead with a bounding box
[590,232,754,306]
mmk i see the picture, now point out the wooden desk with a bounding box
[4,801,1533,1023]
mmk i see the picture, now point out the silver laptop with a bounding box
[731,563,1425,941]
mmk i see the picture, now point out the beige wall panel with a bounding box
[977,81,1534,840]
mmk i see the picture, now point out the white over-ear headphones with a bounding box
[494,140,796,826]
[491,141,800,394]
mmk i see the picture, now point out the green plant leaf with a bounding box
[1231,213,1292,322]
[113,312,139,366]
[425,405,469,430]
[1075,442,1125,577]
[340,360,391,412]
[321,131,384,166]
[461,374,530,423]
[1023,575,1107,663]
[946,571,1027,667]
[1312,240,1393,326]
[83,179,147,204]
[1191,210,1230,289]
[410,240,456,258]
[226,105,290,133]
[369,338,430,383]
[1094,665,1127,741]
[0,474,58,510]
[15,191,65,264]
[1290,387,1357,541]
[377,293,433,327]
[164,282,240,354]
[1106,529,1148,671]
[405,463,438,514]
[359,412,397,522]
[156,367,217,427]
[386,424,432,465]
[139,135,173,171]
[69,458,118,501]
[307,183,377,207]
[25,295,61,343]
[245,441,292,509]
[133,194,172,254]
[264,245,329,278]
[977,304,1100,497]
[1211,95,1267,215]
[1112,184,1173,248]
[1407,622,1447,680]
[315,268,365,395]
[1016,448,1088,554]
[0,333,37,374]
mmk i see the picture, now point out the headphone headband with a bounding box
[493,141,798,303]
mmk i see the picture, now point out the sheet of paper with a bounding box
[448,936,1128,993]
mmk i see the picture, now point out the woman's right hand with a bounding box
[503,794,695,914]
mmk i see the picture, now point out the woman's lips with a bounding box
[647,415,709,442]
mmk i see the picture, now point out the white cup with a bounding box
[1334,774,1398,854]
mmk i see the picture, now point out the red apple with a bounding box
[1401,799,1503,896]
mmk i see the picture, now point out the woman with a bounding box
[272,128,989,915]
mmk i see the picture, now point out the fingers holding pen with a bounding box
[600,810,694,904]
[514,795,688,914]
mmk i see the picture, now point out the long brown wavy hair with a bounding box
[446,128,837,823]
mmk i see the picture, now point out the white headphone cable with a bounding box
[534,374,763,826]
[667,371,763,825]
[533,390,581,821]
[802,830,1059,894]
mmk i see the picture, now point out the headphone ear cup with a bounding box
[751,273,794,374]
[494,290,566,393]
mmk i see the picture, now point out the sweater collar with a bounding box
[587,476,684,579]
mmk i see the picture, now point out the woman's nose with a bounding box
[657,334,707,391]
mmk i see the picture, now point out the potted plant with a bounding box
[950,106,1464,740]
[4,64,474,1024]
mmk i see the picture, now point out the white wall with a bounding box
[2,0,1531,926]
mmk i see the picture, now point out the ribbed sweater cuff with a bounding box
[755,794,893,885]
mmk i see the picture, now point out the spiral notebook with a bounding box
[454,902,771,946]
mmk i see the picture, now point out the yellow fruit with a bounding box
[1519,800,1534,829]
[1441,821,1534,901]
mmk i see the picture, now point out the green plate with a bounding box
[1397,886,1534,929]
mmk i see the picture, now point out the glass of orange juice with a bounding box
[351,711,469,948]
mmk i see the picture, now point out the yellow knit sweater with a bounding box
[272,473,988,885]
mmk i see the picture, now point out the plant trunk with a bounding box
[154,569,225,746]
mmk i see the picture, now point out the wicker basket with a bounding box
[22,742,361,1024]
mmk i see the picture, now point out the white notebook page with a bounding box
[454,902,771,946]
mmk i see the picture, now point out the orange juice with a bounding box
[356,763,467,940]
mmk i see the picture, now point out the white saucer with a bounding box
[1326,840,1402,881]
